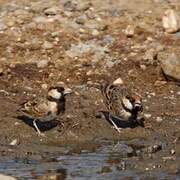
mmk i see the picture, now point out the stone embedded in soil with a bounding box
[33,16,49,23]
[124,25,135,37]
[9,139,19,146]
[0,20,7,31]
[37,59,49,68]
[154,80,167,87]
[113,77,124,85]
[0,174,17,180]
[156,116,163,122]
[146,144,162,154]
[143,48,157,65]
[144,113,152,119]
[39,172,67,180]
[140,64,147,71]
[42,41,54,49]
[100,166,112,173]
[162,9,180,33]
[92,29,99,36]
[158,52,180,82]
[41,83,48,89]
[44,7,60,15]
[75,15,86,25]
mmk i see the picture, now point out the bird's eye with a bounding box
[126,96,134,103]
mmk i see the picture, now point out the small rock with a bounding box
[170,149,175,155]
[0,21,7,31]
[44,7,59,15]
[177,91,180,95]
[143,48,157,64]
[156,116,163,122]
[158,53,180,82]
[42,41,54,49]
[100,166,112,173]
[33,16,48,23]
[86,8,95,19]
[124,25,135,37]
[75,16,86,25]
[0,174,17,180]
[0,67,4,75]
[162,9,180,33]
[9,139,18,146]
[163,156,176,161]
[76,2,91,11]
[147,37,153,42]
[64,1,77,11]
[102,35,115,45]
[154,80,167,87]
[37,60,49,68]
[144,113,152,119]
[140,64,147,70]
[146,144,162,153]
[92,29,99,36]
[41,83,48,89]
[113,78,124,85]
[39,172,67,180]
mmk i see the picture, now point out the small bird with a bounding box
[100,81,143,132]
[19,86,72,136]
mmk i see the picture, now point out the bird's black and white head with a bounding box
[121,92,143,113]
[47,86,72,101]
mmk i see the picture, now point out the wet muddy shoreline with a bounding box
[0,0,180,179]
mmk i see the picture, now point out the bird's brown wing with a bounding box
[101,83,124,116]
[21,99,49,118]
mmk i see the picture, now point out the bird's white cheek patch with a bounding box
[123,98,133,110]
[48,89,61,99]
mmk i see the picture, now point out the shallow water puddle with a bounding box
[0,141,178,179]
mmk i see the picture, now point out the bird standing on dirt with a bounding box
[100,81,143,133]
[19,86,72,136]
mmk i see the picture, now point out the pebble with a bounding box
[158,53,180,82]
[41,83,48,89]
[0,174,17,180]
[144,113,152,119]
[113,78,124,85]
[170,149,175,155]
[33,16,48,23]
[75,16,86,25]
[156,116,163,122]
[44,7,59,15]
[42,41,54,49]
[124,25,135,37]
[140,64,147,70]
[0,67,4,75]
[147,144,162,153]
[154,80,167,87]
[92,29,99,36]
[143,48,157,64]
[0,21,7,31]
[37,59,49,68]
[9,139,19,146]
[162,9,180,33]
[39,173,66,180]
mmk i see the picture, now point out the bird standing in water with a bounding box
[19,86,72,136]
[100,81,143,133]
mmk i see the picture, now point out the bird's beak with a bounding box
[64,88,73,95]
[134,103,142,111]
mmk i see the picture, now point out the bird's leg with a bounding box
[109,114,121,133]
[33,119,45,136]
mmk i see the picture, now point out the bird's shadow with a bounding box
[17,115,60,132]
[96,111,145,128]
